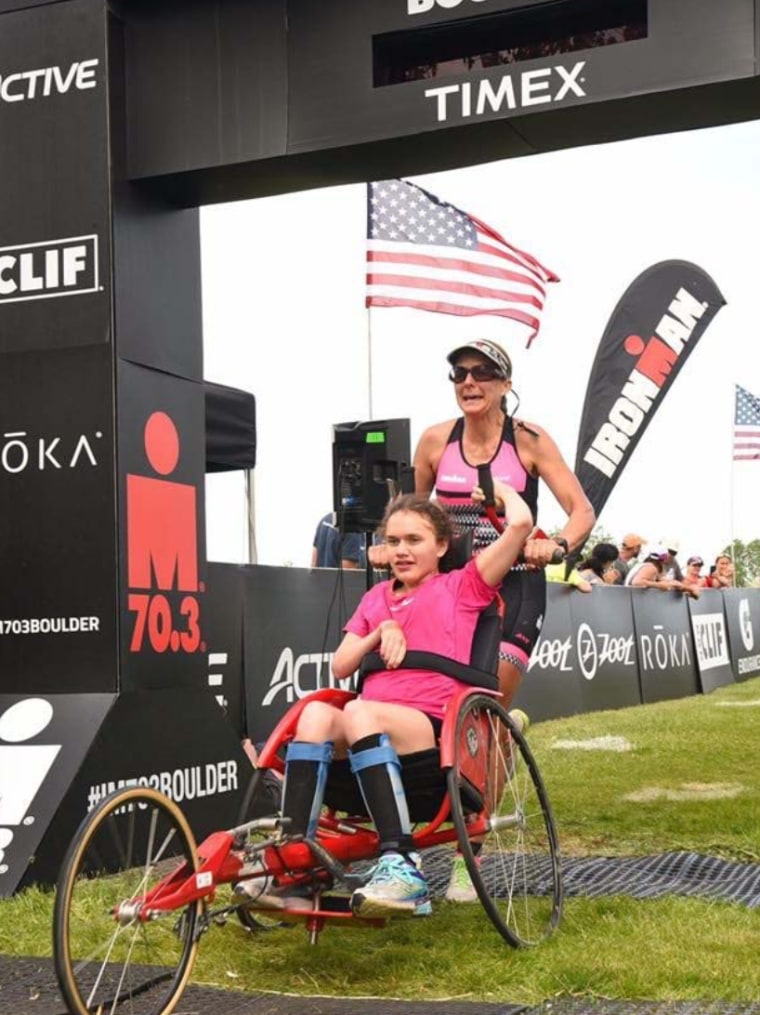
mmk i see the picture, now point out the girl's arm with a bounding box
[332,620,407,679]
[473,480,533,587]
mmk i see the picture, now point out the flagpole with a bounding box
[729,383,737,586]
[367,305,373,419]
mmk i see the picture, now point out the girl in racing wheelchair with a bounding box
[236,479,532,919]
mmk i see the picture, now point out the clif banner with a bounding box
[574,261,725,518]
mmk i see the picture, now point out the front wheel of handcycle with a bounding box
[53,786,201,1015]
[446,695,563,947]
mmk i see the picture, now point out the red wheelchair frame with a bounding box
[53,679,563,1015]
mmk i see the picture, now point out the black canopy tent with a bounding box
[204,379,257,561]
[204,379,256,473]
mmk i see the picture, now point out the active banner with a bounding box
[243,566,365,742]
[575,261,725,518]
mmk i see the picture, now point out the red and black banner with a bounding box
[574,260,725,517]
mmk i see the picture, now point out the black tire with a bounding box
[236,906,290,933]
[53,787,200,1015]
[446,695,562,947]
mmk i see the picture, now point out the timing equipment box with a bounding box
[332,418,414,532]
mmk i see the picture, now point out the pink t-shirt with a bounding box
[345,559,498,720]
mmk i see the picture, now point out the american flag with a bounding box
[734,384,760,461]
[366,179,559,345]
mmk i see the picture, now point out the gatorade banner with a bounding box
[723,588,760,681]
[575,261,725,517]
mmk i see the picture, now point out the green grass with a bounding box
[3,675,760,1006]
[529,676,760,861]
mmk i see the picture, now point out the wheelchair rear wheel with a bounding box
[53,787,200,1015]
[446,695,562,947]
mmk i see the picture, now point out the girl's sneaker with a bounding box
[351,852,431,918]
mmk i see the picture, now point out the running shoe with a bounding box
[509,708,530,734]
[230,858,274,905]
[231,858,313,911]
[445,853,480,903]
[505,708,530,778]
[351,852,431,918]
[232,877,313,911]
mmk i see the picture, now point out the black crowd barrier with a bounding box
[207,565,760,741]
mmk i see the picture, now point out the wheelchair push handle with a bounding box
[476,463,564,565]
[540,535,566,566]
[476,463,497,509]
[476,463,504,536]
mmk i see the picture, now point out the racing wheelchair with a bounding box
[52,517,563,1015]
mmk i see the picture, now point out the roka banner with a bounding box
[575,261,725,517]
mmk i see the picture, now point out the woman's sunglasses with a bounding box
[449,364,505,384]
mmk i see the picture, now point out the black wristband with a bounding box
[554,537,569,553]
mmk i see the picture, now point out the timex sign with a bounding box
[0,235,99,305]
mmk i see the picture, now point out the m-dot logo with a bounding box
[0,698,60,876]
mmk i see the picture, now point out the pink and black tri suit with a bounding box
[434,415,545,673]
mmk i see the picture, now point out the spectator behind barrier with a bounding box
[682,555,705,590]
[312,512,366,569]
[611,532,645,585]
[702,554,734,589]
[546,560,592,592]
[660,539,684,582]
[578,542,619,585]
[625,546,699,599]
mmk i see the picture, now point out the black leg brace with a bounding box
[349,733,414,855]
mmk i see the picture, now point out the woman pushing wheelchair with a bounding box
[234,477,533,919]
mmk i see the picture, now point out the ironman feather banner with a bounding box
[574,261,725,518]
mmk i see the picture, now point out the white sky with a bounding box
[200,117,760,570]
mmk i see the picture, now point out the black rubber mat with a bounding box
[2,957,760,1015]
[0,956,62,1015]
[170,991,526,1014]
[528,1003,760,1015]
[561,852,760,908]
[406,850,760,909]
[0,956,525,1015]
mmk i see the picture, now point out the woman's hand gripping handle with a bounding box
[475,463,564,566]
